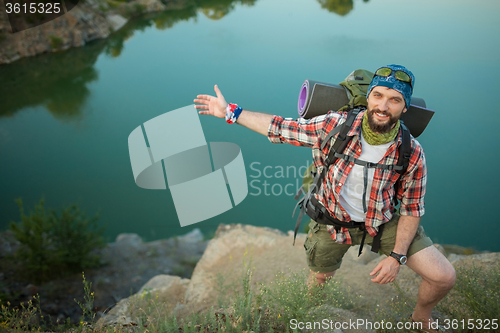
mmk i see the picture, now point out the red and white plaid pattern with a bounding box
[267,110,427,244]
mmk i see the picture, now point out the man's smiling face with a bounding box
[366,86,407,134]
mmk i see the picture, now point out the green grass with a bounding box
[437,263,500,333]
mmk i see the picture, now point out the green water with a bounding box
[1,0,499,251]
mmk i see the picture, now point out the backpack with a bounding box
[292,69,412,255]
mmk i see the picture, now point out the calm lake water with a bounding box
[1,0,499,251]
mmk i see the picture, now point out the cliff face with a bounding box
[0,0,186,64]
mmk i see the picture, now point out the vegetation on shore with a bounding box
[8,198,105,284]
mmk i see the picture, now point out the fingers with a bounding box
[371,271,393,284]
[214,84,223,99]
[371,274,395,284]
[193,103,209,110]
[369,262,382,276]
[194,86,225,118]
[370,259,398,284]
[371,274,383,284]
[193,97,211,112]
[194,96,211,103]
[370,264,386,284]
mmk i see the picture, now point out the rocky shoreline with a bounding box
[0,0,188,64]
[0,228,209,324]
[96,224,498,332]
[0,224,497,330]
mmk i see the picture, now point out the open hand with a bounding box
[369,256,400,284]
[194,85,228,119]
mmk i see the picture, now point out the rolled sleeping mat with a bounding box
[298,80,349,118]
[297,80,435,138]
[400,97,435,138]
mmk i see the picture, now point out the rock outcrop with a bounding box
[184,224,307,313]
[97,223,499,332]
[98,274,190,326]
[0,0,188,64]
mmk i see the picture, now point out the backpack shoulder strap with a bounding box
[323,108,361,167]
[393,122,411,206]
[396,122,411,175]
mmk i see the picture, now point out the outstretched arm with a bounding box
[195,84,330,147]
[194,85,273,136]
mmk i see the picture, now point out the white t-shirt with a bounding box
[338,132,393,221]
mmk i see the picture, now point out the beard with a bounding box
[366,107,400,134]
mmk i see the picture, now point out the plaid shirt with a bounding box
[267,110,427,244]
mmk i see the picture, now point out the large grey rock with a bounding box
[115,233,143,247]
[177,228,204,244]
[350,245,380,264]
[106,14,127,32]
[184,224,306,312]
[97,274,189,327]
[138,274,189,293]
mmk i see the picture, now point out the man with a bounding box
[194,65,455,333]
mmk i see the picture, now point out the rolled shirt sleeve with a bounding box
[267,114,329,147]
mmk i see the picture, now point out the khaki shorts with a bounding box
[303,213,433,273]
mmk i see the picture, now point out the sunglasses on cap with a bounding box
[375,67,413,88]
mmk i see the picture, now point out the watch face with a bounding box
[400,256,408,265]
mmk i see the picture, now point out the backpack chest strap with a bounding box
[333,152,404,171]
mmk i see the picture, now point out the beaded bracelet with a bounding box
[225,103,243,124]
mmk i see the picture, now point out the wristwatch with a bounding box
[390,252,408,265]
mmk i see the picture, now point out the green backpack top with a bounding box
[338,68,374,111]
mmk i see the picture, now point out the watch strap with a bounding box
[390,251,407,265]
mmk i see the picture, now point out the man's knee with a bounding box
[429,256,456,288]
[408,246,456,289]
[309,270,336,285]
[440,263,456,290]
